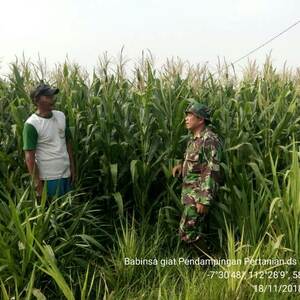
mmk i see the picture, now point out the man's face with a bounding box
[36,95,56,111]
[185,112,204,130]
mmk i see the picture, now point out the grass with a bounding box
[0,55,300,299]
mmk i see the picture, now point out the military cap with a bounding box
[185,101,211,121]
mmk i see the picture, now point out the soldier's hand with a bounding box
[196,203,209,215]
[172,164,182,177]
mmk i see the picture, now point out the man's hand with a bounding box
[196,203,209,215]
[25,150,43,196]
[172,164,182,177]
[35,179,44,197]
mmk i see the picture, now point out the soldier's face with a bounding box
[185,112,204,130]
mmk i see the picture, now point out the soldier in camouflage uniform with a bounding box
[172,102,222,244]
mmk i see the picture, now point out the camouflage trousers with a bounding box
[179,204,209,243]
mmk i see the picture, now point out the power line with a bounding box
[208,20,300,77]
[231,20,300,66]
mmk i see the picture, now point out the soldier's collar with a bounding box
[192,126,208,140]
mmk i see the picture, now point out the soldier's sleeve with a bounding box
[196,136,222,206]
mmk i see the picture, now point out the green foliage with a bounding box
[1,56,300,298]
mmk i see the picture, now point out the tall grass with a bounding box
[0,55,300,298]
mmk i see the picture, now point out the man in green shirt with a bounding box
[173,102,222,246]
[23,83,75,198]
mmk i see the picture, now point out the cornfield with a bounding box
[1,55,300,299]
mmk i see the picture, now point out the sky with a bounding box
[0,0,299,76]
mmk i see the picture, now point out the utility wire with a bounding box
[208,20,300,77]
[231,20,300,66]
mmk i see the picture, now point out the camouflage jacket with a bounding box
[181,126,222,206]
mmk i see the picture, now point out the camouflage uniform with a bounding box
[179,103,222,243]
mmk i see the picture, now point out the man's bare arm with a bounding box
[24,150,43,195]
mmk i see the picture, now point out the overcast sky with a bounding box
[0,0,299,76]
